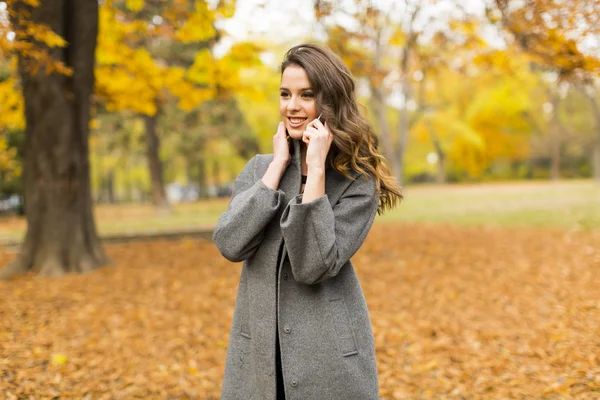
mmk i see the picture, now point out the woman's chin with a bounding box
[286,129,304,141]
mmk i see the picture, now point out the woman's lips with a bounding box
[288,117,307,128]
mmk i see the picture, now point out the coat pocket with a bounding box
[239,278,251,339]
[328,297,359,357]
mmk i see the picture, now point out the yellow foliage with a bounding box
[95,1,248,115]
[96,5,166,115]
[25,23,68,48]
[186,49,214,85]
[0,37,14,58]
[412,110,486,176]
[0,3,72,75]
[175,2,216,43]
[0,138,21,179]
[216,0,236,18]
[0,78,25,131]
[236,62,283,153]
[214,63,239,90]
[176,85,214,111]
[465,78,533,168]
[226,42,263,66]
[388,28,406,47]
[125,0,145,12]
[406,50,538,177]
[95,66,158,115]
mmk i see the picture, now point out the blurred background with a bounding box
[1,0,599,399]
[1,0,598,216]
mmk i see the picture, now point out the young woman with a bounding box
[213,43,402,400]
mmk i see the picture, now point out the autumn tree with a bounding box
[94,0,259,209]
[0,0,108,278]
[95,0,216,210]
[314,0,408,182]
[315,0,486,184]
[491,0,600,181]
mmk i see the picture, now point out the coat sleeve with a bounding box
[213,156,285,262]
[280,175,379,285]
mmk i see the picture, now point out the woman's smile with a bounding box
[287,116,308,128]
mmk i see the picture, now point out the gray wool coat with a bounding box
[213,139,380,400]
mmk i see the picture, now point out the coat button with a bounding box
[291,380,298,387]
[284,326,291,334]
[283,273,288,281]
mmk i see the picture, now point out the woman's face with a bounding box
[279,65,318,141]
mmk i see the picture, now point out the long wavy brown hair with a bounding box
[281,43,403,214]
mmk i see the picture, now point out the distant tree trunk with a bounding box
[197,158,208,199]
[549,91,565,181]
[1,0,108,279]
[396,34,418,186]
[186,159,193,185]
[369,32,397,179]
[550,136,561,181]
[213,159,221,189]
[581,84,600,183]
[144,108,169,210]
[594,143,600,184]
[105,169,115,203]
[395,7,420,186]
[370,87,396,171]
[425,119,446,184]
[396,76,410,185]
[125,175,133,203]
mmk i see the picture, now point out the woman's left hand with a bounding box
[303,118,333,171]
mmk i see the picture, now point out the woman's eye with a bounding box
[280,92,289,98]
[302,92,314,98]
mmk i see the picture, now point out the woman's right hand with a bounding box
[262,122,290,190]
[273,122,291,167]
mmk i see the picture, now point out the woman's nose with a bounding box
[287,96,300,111]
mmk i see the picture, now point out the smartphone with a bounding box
[317,113,325,124]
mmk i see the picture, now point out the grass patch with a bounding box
[1,180,599,243]
[379,180,600,230]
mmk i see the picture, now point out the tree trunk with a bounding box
[213,159,221,189]
[370,87,397,177]
[594,145,600,184]
[548,90,566,181]
[125,176,133,203]
[426,119,446,184]
[143,109,170,210]
[197,158,208,199]
[1,0,108,279]
[582,85,600,183]
[369,33,397,180]
[396,90,410,185]
[396,45,414,186]
[550,137,561,181]
[105,169,115,204]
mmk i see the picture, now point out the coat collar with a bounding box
[290,138,302,162]
[289,138,334,173]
